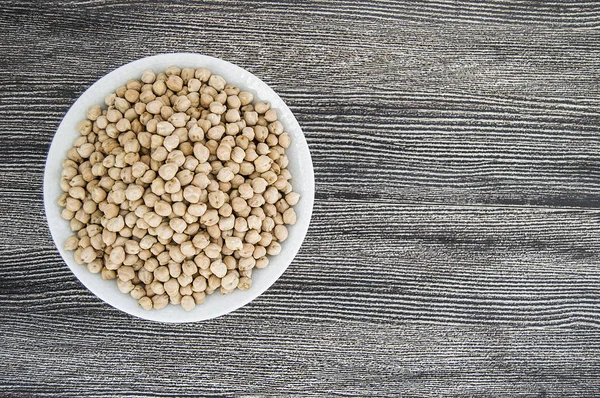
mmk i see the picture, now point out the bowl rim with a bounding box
[43,52,315,322]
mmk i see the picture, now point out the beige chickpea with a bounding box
[87,259,103,274]
[65,198,81,213]
[118,266,135,282]
[167,218,185,234]
[237,277,251,290]
[218,215,235,231]
[157,163,178,181]
[252,256,267,269]
[179,295,195,311]
[169,292,183,305]
[247,194,265,208]
[207,275,221,291]
[252,244,267,259]
[166,74,184,92]
[105,215,125,232]
[254,126,268,142]
[187,203,207,218]
[178,272,193,288]
[221,272,239,291]
[262,217,276,232]
[283,208,297,225]
[191,68,210,83]
[193,142,210,163]
[163,134,180,152]
[209,260,227,278]
[156,121,175,136]
[207,190,225,209]
[267,121,284,136]
[193,253,210,270]
[264,109,277,122]
[138,296,153,310]
[79,246,97,264]
[68,186,86,200]
[154,265,171,282]
[164,278,180,296]
[190,276,208,295]
[225,236,243,251]
[285,192,301,206]
[254,155,272,173]
[278,132,291,148]
[164,178,181,194]
[125,184,144,201]
[191,234,209,252]
[254,101,269,114]
[238,243,254,258]
[117,279,135,294]
[245,215,261,231]
[141,69,156,83]
[263,186,279,204]
[154,200,172,217]
[266,241,282,256]
[253,230,270,247]
[152,293,169,309]
[190,293,206,310]
[251,177,268,194]
[64,235,79,251]
[169,112,188,128]
[238,256,256,271]
[204,243,221,259]
[244,229,261,245]
[182,185,202,203]
[87,105,103,121]
[170,202,186,217]
[234,91,252,106]
[178,260,196,277]
[208,74,226,91]
[102,268,116,280]
[179,241,196,258]
[226,95,241,110]
[274,224,289,242]
[148,280,164,296]
[206,126,225,141]
[243,111,258,126]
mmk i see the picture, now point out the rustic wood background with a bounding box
[2,0,600,396]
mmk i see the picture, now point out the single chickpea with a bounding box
[152,293,169,309]
[255,256,269,269]
[138,296,153,310]
[238,91,253,105]
[180,295,195,311]
[183,185,203,203]
[209,260,227,278]
[283,208,297,225]
[204,243,221,259]
[154,265,171,282]
[221,272,239,291]
[208,75,226,91]
[274,224,289,242]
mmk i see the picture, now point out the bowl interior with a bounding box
[44,53,314,322]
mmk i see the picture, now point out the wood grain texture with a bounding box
[2,0,600,396]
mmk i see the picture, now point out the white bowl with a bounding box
[44,53,315,322]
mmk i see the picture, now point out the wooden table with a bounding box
[2,1,600,396]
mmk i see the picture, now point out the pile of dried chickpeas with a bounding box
[58,66,299,311]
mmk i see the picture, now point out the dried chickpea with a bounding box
[58,66,300,311]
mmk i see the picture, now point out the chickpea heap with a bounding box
[58,66,299,311]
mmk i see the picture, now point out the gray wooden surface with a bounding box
[2,0,600,396]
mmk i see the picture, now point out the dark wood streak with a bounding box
[2,0,600,396]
